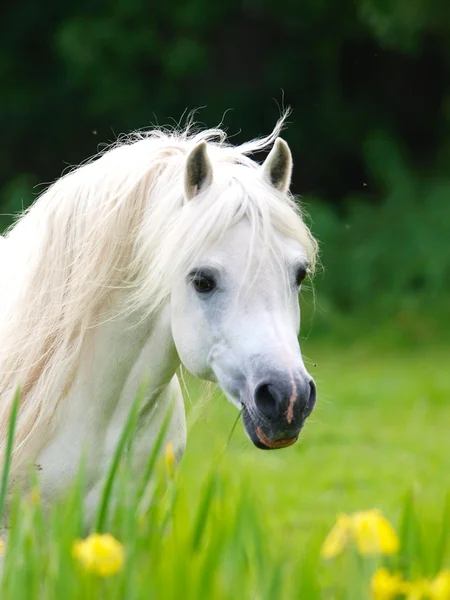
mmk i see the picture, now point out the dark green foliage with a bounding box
[307,134,450,324]
[1,0,449,327]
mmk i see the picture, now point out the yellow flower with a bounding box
[370,569,450,600]
[402,578,430,600]
[352,509,399,555]
[321,514,352,558]
[0,539,4,555]
[321,509,399,558]
[429,570,450,600]
[165,441,176,479]
[371,568,404,600]
[73,533,124,577]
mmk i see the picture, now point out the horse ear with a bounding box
[184,141,213,200]
[261,138,292,193]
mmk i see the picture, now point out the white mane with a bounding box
[0,115,318,472]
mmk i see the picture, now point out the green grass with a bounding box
[1,339,449,598]
[182,340,450,539]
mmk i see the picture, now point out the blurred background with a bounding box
[1,0,449,342]
[1,3,449,577]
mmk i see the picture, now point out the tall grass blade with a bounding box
[0,388,20,528]
[191,472,217,553]
[94,391,142,533]
[433,492,450,573]
[137,400,174,503]
[264,563,284,600]
[224,408,243,449]
[397,490,424,577]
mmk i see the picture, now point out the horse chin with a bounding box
[241,407,298,450]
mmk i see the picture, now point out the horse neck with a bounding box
[79,295,181,418]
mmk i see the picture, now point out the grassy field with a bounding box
[1,338,449,598]
[182,339,450,543]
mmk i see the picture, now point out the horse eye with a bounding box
[296,267,307,287]
[192,274,216,293]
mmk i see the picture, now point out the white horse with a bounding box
[0,116,318,523]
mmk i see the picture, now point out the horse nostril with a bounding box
[305,379,317,415]
[254,383,279,419]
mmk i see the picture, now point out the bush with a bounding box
[303,133,450,340]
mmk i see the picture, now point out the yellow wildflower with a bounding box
[321,509,399,558]
[429,570,450,600]
[165,441,176,479]
[352,509,399,555]
[402,577,430,600]
[0,539,4,555]
[371,568,404,600]
[370,569,450,600]
[73,533,124,577]
[321,514,352,558]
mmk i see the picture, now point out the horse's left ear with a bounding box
[184,141,213,200]
[261,138,292,193]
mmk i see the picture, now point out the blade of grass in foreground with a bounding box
[0,388,20,529]
[398,490,424,577]
[191,472,218,553]
[137,400,175,504]
[433,492,450,573]
[214,408,243,460]
[94,391,142,533]
[263,564,284,600]
[224,408,243,449]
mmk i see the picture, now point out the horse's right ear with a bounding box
[184,141,213,200]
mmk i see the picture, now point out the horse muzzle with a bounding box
[241,374,316,450]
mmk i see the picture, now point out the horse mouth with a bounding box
[255,427,298,449]
[241,406,298,450]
